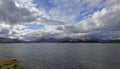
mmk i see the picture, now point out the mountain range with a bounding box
[0,37,120,43]
[0,37,25,43]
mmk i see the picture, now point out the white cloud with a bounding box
[0,0,120,40]
[76,5,120,32]
[57,4,120,39]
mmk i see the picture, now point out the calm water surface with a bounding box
[0,43,120,69]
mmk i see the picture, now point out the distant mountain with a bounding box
[0,37,25,43]
[61,38,120,43]
[29,38,62,43]
[0,37,120,43]
[31,37,120,43]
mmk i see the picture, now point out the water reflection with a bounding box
[0,43,120,69]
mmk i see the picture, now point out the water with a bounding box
[0,43,120,69]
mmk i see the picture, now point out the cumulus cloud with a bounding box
[51,4,120,39]
[0,0,65,26]
[0,0,120,40]
[75,5,120,32]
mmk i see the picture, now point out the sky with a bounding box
[0,0,120,41]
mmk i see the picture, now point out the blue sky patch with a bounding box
[33,0,55,12]
[75,7,103,22]
[25,24,45,30]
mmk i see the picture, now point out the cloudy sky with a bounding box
[0,0,120,41]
